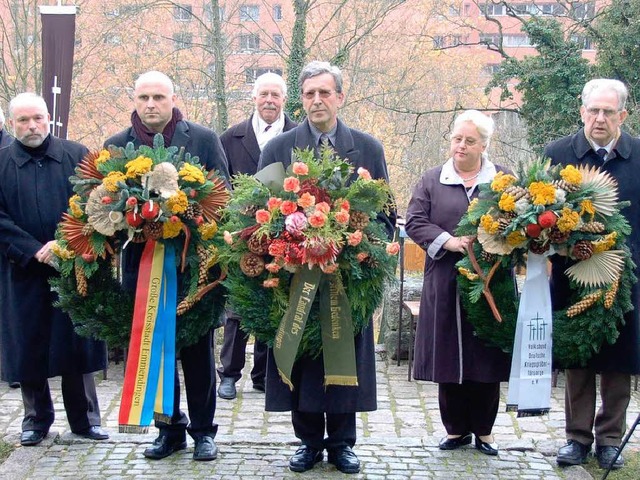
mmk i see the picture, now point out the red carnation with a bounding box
[526,223,542,238]
[538,211,557,229]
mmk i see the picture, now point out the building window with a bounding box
[571,35,593,50]
[479,34,499,47]
[479,3,506,16]
[245,67,283,84]
[204,3,225,21]
[173,4,192,21]
[483,63,501,75]
[239,34,260,51]
[503,35,532,47]
[173,31,193,49]
[104,34,122,45]
[273,4,282,20]
[240,4,259,21]
[273,34,283,50]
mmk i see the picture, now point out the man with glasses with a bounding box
[544,79,640,471]
[258,61,394,475]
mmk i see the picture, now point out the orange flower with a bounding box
[321,264,338,274]
[265,262,281,273]
[357,167,372,180]
[292,162,309,175]
[348,231,363,246]
[255,209,271,224]
[263,278,280,288]
[297,192,315,209]
[386,242,401,255]
[357,252,369,262]
[309,211,327,228]
[224,231,233,245]
[335,198,350,212]
[283,177,301,193]
[334,210,350,224]
[267,197,283,212]
[280,200,298,216]
[315,202,331,214]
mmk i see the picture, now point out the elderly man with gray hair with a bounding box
[545,79,640,471]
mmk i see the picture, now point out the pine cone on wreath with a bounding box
[579,221,605,233]
[240,252,265,277]
[143,221,163,241]
[75,263,88,297]
[552,179,580,193]
[572,240,594,260]
[566,291,602,317]
[247,233,270,255]
[497,216,513,234]
[548,226,570,244]
[82,223,95,235]
[604,279,619,309]
[177,296,196,315]
[504,185,529,201]
[183,202,203,221]
[480,250,497,263]
[529,239,550,255]
[349,210,370,230]
[196,245,209,286]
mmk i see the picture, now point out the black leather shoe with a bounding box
[217,377,237,400]
[9,382,20,388]
[193,435,218,461]
[439,433,472,450]
[327,446,360,474]
[289,445,323,472]
[596,445,624,470]
[252,382,265,392]
[74,426,109,440]
[143,434,187,460]
[20,430,47,446]
[557,440,590,466]
[475,436,499,456]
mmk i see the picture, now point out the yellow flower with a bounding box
[480,214,500,235]
[528,181,556,206]
[102,171,127,192]
[458,267,479,281]
[179,163,206,184]
[506,230,526,247]
[163,218,183,238]
[557,206,580,233]
[125,156,153,178]
[468,198,479,212]
[580,199,596,216]
[69,194,83,218]
[94,149,111,166]
[198,221,218,240]
[166,191,189,214]
[498,193,516,212]
[490,172,517,192]
[560,165,582,185]
[51,242,76,260]
[592,232,618,253]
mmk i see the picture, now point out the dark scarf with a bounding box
[17,134,51,161]
[131,107,184,147]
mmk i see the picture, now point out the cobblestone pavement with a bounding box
[0,348,638,479]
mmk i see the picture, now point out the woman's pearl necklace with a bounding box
[457,170,480,182]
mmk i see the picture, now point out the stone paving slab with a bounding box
[0,349,638,479]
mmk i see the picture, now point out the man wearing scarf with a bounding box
[104,71,230,462]
[217,72,297,401]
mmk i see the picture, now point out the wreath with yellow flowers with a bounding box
[455,159,635,368]
[50,134,230,349]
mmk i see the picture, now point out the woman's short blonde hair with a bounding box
[453,110,495,149]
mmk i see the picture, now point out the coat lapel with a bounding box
[171,121,190,149]
[240,115,261,167]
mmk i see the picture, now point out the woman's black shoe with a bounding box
[439,433,472,450]
[475,436,499,456]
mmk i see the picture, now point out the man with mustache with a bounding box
[0,93,108,446]
[217,72,296,401]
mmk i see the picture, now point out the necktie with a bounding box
[596,148,607,161]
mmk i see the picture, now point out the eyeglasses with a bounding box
[302,89,335,100]
[585,107,620,118]
[451,135,480,146]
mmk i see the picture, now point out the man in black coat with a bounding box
[258,61,394,475]
[545,79,640,471]
[0,93,108,446]
[217,72,296,401]
[0,105,14,148]
[104,71,230,462]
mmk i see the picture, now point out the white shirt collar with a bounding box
[252,111,285,151]
[440,157,497,187]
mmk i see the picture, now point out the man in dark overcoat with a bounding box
[0,93,108,446]
[258,61,394,475]
[217,72,297,401]
[0,105,14,148]
[105,71,230,462]
[545,79,640,471]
